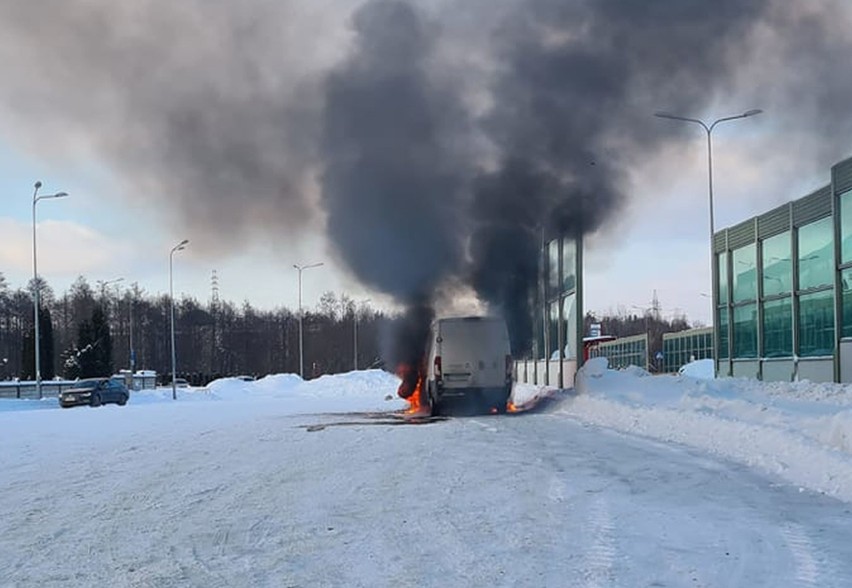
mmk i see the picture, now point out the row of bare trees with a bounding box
[0,273,391,383]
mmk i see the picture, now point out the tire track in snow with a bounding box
[582,496,616,588]
[780,523,820,587]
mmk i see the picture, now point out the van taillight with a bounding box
[505,355,513,381]
[434,356,442,379]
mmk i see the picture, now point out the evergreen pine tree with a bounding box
[40,306,55,380]
[75,319,95,378]
[90,306,113,376]
[21,327,34,380]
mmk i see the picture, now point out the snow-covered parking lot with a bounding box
[2,364,852,586]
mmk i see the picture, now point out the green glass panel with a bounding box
[840,190,852,264]
[841,268,852,338]
[798,217,833,291]
[718,306,729,359]
[798,289,835,356]
[762,297,792,357]
[548,301,559,357]
[548,239,560,295]
[733,303,757,359]
[562,293,576,359]
[732,244,757,302]
[562,238,576,292]
[717,252,728,303]
[761,232,792,297]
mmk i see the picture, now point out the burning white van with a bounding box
[424,316,513,415]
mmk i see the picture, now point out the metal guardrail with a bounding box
[0,374,157,400]
[0,381,79,400]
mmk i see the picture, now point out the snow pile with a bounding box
[144,369,406,413]
[568,359,852,502]
[678,358,715,379]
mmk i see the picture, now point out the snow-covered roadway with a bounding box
[1,372,851,587]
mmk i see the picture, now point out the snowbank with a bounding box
[570,362,852,502]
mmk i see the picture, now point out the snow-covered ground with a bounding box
[2,366,852,586]
[551,358,852,503]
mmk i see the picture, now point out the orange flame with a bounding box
[406,377,424,414]
[507,401,520,413]
[397,363,427,415]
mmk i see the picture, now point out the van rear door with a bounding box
[438,318,509,389]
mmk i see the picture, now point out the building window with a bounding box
[762,297,792,357]
[548,239,560,294]
[562,293,576,359]
[840,189,852,264]
[533,300,545,360]
[717,251,728,303]
[798,217,833,291]
[548,301,559,358]
[761,232,792,297]
[733,303,758,358]
[798,289,834,356]
[841,268,852,338]
[732,244,757,302]
[562,237,576,293]
[718,306,729,359]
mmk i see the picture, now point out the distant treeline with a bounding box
[0,273,392,384]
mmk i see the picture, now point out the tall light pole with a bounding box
[654,109,762,372]
[354,298,371,371]
[32,181,68,399]
[129,282,138,374]
[170,239,189,400]
[293,262,323,379]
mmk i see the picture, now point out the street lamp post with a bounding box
[654,109,762,373]
[32,181,68,399]
[129,282,138,374]
[293,262,323,379]
[170,240,189,400]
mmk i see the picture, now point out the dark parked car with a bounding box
[59,378,129,408]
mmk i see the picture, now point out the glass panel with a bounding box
[562,238,576,293]
[762,297,792,358]
[840,190,852,264]
[798,289,835,357]
[548,239,560,294]
[717,306,729,359]
[798,217,833,291]
[548,301,559,358]
[761,232,792,297]
[842,268,852,338]
[533,300,545,360]
[732,244,757,302]
[562,293,576,359]
[733,304,758,358]
[717,251,728,303]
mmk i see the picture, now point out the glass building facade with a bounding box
[662,327,713,374]
[714,155,852,382]
[523,231,583,388]
[589,334,648,371]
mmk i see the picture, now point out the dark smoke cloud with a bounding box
[320,0,473,303]
[465,0,788,353]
